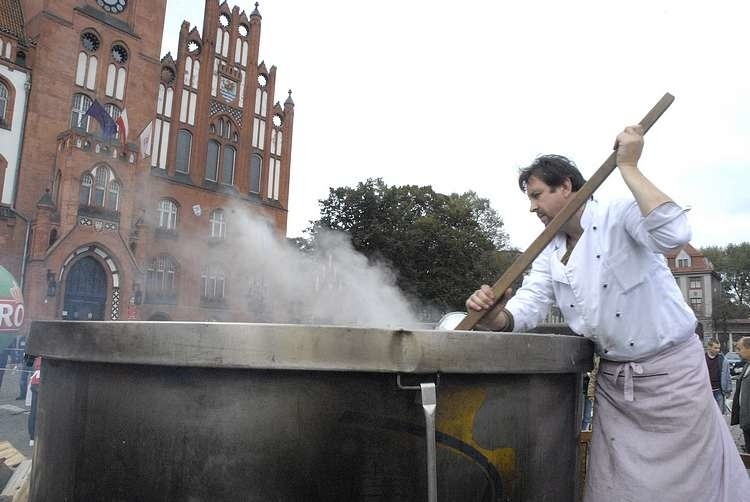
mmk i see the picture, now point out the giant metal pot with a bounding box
[27,321,593,501]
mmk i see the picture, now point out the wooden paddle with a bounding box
[456,93,675,331]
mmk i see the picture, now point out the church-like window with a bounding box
[76,32,100,90]
[175,130,192,174]
[250,154,262,194]
[105,43,129,100]
[205,140,219,182]
[79,165,120,210]
[221,146,235,185]
[70,93,93,131]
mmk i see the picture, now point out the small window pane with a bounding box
[107,181,120,210]
[79,174,93,205]
[250,154,261,193]
[71,94,92,131]
[176,130,192,173]
[221,146,235,185]
[205,140,219,181]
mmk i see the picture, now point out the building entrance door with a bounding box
[63,256,107,321]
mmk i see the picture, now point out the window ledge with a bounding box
[144,292,177,305]
[208,236,226,246]
[200,296,228,308]
[78,205,120,222]
[155,227,179,239]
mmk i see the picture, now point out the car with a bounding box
[725,352,747,376]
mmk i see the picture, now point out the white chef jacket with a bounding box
[505,198,697,361]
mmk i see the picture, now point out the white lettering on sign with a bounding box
[0,302,24,330]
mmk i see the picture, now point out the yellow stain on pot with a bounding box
[436,387,517,481]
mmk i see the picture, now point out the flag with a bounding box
[116,108,129,148]
[138,121,153,159]
[85,99,117,139]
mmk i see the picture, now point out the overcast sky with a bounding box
[162,0,750,250]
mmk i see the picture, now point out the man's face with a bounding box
[526,175,572,226]
[739,342,750,362]
[707,343,721,357]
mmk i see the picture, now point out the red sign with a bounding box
[127,304,137,320]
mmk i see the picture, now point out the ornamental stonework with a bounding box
[209,100,243,127]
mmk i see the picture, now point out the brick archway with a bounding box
[59,244,122,320]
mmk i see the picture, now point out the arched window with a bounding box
[221,146,235,185]
[76,32,100,90]
[175,130,192,174]
[209,209,226,239]
[205,140,219,181]
[71,93,93,131]
[146,255,177,303]
[201,265,226,300]
[105,43,129,100]
[79,174,93,204]
[0,82,7,124]
[79,165,120,210]
[250,154,262,194]
[157,199,178,230]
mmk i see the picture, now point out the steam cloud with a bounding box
[216,205,425,329]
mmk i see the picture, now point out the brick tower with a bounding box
[13,0,295,323]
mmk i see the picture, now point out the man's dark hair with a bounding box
[518,154,586,193]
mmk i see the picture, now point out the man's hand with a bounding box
[466,285,513,331]
[614,124,644,168]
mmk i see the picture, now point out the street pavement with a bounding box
[0,365,33,459]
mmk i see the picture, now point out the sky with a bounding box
[162,0,750,250]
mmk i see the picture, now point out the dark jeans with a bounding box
[18,368,28,399]
[743,427,750,453]
[712,389,725,414]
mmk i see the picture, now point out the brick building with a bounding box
[4,0,294,323]
[0,0,33,282]
[666,243,722,339]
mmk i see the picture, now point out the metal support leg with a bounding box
[420,383,437,502]
[397,375,438,502]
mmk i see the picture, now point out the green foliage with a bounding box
[307,178,516,312]
[703,242,750,321]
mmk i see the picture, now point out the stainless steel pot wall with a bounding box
[27,321,594,502]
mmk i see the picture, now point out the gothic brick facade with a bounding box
[5,0,295,323]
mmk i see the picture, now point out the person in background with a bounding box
[27,356,41,447]
[731,337,750,453]
[705,338,732,413]
[466,125,750,500]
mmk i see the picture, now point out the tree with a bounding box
[703,243,750,313]
[703,243,750,340]
[307,178,517,313]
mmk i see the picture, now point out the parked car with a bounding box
[725,352,747,376]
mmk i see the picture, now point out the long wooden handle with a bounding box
[456,93,675,331]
